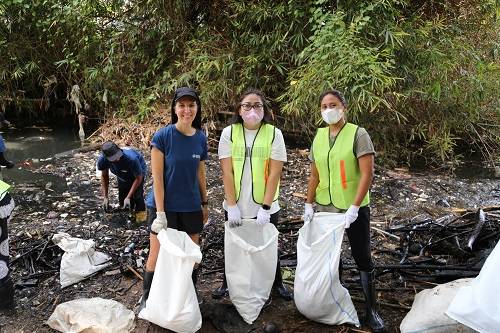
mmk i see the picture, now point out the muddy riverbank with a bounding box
[0,140,499,332]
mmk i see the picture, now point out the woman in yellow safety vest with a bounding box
[303,90,385,332]
[212,88,292,303]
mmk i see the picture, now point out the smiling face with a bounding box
[174,96,197,126]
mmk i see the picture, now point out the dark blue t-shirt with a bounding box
[97,148,147,185]
[146,125,208,212]
[0,135,5,153]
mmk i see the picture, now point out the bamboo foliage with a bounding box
[0,0,498,166]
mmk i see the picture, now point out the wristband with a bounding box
[262,204,271,210]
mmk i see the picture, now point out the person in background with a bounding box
[140,87,208,308]
[0,113,14,170]
[97,141,147,222]
[303,89,385,332]
[0,113,15,311]
[212,88,293,303]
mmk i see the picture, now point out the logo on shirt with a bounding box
[192,154,200,159]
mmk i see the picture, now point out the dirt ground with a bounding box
[1,146,499,333]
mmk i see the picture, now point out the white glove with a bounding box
[303,203,314,224]
[122,197,131,210]
[256,207,271,226]
[227,205,242,228]
[151,211,168,233]
[343,205,359,229]
[102,198,110,211]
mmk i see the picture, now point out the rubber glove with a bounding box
[343,205,359,229]
[256,207,271,226]
[102,198,110,212]
[303,203,314,224]
[227,205,242,228]
[151,211,168,233]
[122,197,131,210]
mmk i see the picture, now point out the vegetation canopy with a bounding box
[1,0,498,167]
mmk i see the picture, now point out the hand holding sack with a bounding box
[227,205,242,228]
[151,212,168,233]
[256,207,271,226]
[343,205,359,229]
[303,203,314,224]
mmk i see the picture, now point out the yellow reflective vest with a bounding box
[312,123,370,209]
[231,123,279,204]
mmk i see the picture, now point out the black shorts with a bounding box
[147,207,203,235]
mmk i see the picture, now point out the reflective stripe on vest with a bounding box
[231,123,279,204]
[312,123,370,209]
[0,180,10,201]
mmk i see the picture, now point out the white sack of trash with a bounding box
[446,240,500,333]
[46,297,135,332]
[52,232,111,288]
[400,278,476,333]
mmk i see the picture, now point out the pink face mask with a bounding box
[241,110,263,126]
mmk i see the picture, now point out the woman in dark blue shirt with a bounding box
[140,87,208,309]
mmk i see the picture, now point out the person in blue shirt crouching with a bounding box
[97,141,147,222]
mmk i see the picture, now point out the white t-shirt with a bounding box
[218,124,287,218]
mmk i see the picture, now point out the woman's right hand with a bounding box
[227,205,242,228]
[303,203,314,224]
[151,211,168,233]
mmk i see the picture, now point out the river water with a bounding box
[1,127,81,189]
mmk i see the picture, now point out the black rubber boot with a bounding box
[0,276,14,311]
[273,259,293,301]
[192,267,202,304]
[360,270,386,333]
[211,273,228,299]
[139,270,154,312]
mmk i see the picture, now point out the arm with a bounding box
[126,174,144,199]
[220,157,237,206]
[198,161,208,224]
[352,153,374,206]
[151,147,165,212]
[305,162,320,204]
[101,169,110,198]
[262,159,283,206]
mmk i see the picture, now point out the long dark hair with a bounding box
[230,88,273,124]
[170,87,202,129]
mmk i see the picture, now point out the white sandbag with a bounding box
[446,241,500,333]
[400,278,476,333]
[294,212,360,326]
[46,297,135,333]
[52,232,111,288]
[225,219,278,324]
[139,228,202,332]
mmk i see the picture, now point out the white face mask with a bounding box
[321,108,344,124]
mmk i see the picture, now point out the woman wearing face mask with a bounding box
[303,90,385,332]
[212,88,292,303]
[140,87,208,309]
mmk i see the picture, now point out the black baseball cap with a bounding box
[173,87,199,103]
[102,141,123,162]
